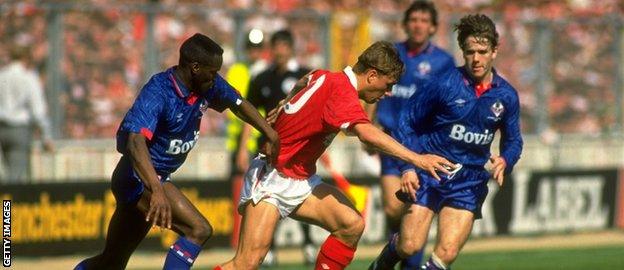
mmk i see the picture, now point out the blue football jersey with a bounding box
[116,67,242,176]
[396,67,523,174]
[376,41,455,133]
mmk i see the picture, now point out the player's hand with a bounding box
[411,154,455,181]
[400,170,419,201]
[266,71,313,126]
[266,99,285,125]
[262,132,280,167]
[146,188,172,229]
[489,156,507,186]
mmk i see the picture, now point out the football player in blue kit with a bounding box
[369,14,523,270]
[370,1,454,269]
[74,33,279,270]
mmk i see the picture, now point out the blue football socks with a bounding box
[369,233,401,270]
[401,249,424,270]
[163,237,202,270]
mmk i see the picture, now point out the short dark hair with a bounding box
[270,29,294,47]
[352,41,404,80]
[454,14,499,50]
[403,0,438,26]
[179,33,223,66]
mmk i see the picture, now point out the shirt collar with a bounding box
[168,67,190,98]
[168,67,200,105]
[406,41,432,58]
[343,66,358,90]
[460,66,501,88]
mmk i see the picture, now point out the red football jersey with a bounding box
[273,67,370,179]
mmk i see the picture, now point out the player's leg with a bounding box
[381,174,424,269]
[422,207,474,270]
[290,183,365,270]
[159,181,213,270]
[74,196,152,269]
[380,153,426,270]
[217,201,281,270]
[380,174,403,230]
[369,203,434,270]
[75,158,154,270]
[301,222,317,265]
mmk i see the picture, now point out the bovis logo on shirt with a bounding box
[449,124,494,145]
[166,130,200,155]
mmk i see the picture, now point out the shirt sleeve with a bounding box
[499,91,523,174]
[207,74,243,112]
[27,71,53,140]
[118,81,165,140]
[396,80,441,172]
[322,81,370,134]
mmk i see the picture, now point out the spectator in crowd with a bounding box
[0,46,54,182]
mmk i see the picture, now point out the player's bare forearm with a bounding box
[353,123,415,162]
[352,123,453,179]
[127,133,164,193]
[232,99,278,143]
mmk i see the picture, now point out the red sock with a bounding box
[315,235,356,270]
[213,266,222,270]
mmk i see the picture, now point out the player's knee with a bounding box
[189,220,213,243]
[397,239,423,258]
[336,214,365,243]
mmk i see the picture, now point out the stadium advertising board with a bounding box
[0,181,232,256]
[508,169,619,234]
[0,168,620,256]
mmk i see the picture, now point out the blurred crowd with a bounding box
[0,0,622,139]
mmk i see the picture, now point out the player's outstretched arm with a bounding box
[126,132,172,229]
[230,99,280,166]
[352,122,453,180]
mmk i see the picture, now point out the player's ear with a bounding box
[491,46,498,60]
[190,62,200,74]
[429,24,437,35]
[366,68,379,84]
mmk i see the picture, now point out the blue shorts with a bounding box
[410,165,490,219]
[111,156,170,205]
[380,153,401,176]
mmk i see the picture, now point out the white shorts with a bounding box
[238,156,323,218]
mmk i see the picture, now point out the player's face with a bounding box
[361,71,396,104]
[462,35,497,83]
[192,55,222,94]
[404,10,436,45]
